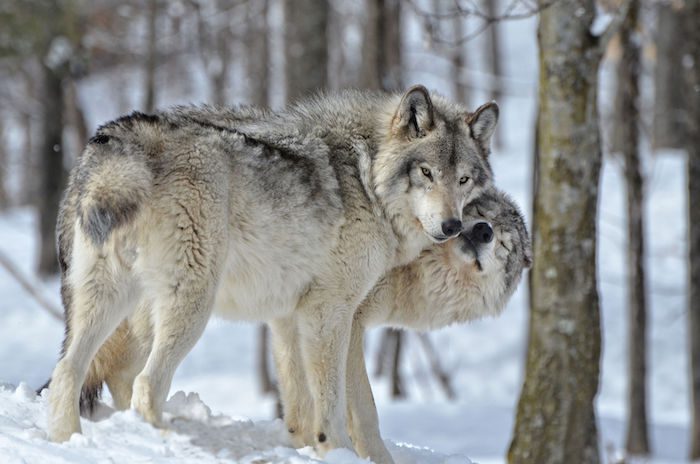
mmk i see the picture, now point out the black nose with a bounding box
[441,218,463,237]
[472,222,493,244]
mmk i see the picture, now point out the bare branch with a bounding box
[416,333,457,400]
[407,0,561,45]
[0,249,63,321]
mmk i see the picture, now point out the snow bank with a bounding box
[0,384,472,464]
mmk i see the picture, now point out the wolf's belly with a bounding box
[211,233,324,322]
[212,267,311,321]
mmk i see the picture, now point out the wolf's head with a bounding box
[454,188,532,302]
[382,186,532,330]
[374,85,498,244]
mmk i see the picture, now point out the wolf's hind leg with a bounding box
[104,309,152,410]
[269,317,314,447]
[130,282,215,427]
[48,241,139,442]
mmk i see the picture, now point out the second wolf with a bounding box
[285,186,532,462]
[47,85,499,457]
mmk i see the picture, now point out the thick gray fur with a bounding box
[47,87,499,464]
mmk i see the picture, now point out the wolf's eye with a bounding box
[421,167,433,181]
[459,176,470,185]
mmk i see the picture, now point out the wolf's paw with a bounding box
[48,419,81,443]
[314,431,356,458]
[131,376,164,428]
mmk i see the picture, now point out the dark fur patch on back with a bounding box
[96,111,160,134]
[89,134,111,145]
[82,201,139,246]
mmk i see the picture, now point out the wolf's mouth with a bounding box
[426,232,450,243]
[459,234,483,271]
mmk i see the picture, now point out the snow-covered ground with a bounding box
[0,10,691,464]
[1,384,474,464]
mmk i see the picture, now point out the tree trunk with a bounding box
[246,0,270,106]
[66,79,89,148]
[37,62,66,276]
[508,1,603,463]
[451,14,468,106]
[257,325,274,394]
[652,2,686,150]
[143,0,158,112]
[284,0,328,102]
[20,82,37,207]
[361,0,406,399]
[0,118,9,210]
[528,107,539,313]
[484,0,502,147]
[210,0,233,106]
[360,0,402,92]
[685,0,700,458]
[615,0,650,456]
[389,329,405,399]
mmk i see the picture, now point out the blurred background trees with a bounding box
[0,0,698,461]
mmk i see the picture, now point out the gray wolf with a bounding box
[46,85,499,459]
[281,186,532,462]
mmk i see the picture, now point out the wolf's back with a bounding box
[76,112,156,247]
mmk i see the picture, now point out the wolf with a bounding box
[46,85,499,458]
[279,186,532,462]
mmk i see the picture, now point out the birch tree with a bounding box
[508,1,618,461]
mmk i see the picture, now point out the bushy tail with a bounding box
[78,133,153,247]
[39,320,135,416]
[36,377,102,415]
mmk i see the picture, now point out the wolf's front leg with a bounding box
[346,319,395,464]
[269,317,314,447]
[295,297,356,456]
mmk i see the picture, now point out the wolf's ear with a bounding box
[391,85,435,139]
[467,102,499,150]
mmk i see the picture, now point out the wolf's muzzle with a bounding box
[441,218,463,237]
[471,222,493,244]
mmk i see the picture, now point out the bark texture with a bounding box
[143,0,158,112]
[451,6,468,105]
[284,0,328,102]
[615,0,650,455]
[0,119,9,209]
[652,2,686,149]
[37,60,66,275]
[685,0,700,458]
[508,1,603,462]
[484,0,502,147]
[360,0,402,92]
[246,0,269,107]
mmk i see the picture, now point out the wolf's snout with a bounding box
[472,222,494,244]
[441,219,463,237]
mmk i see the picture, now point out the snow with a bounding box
[0,8,692,464]
[0,384,472,464]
